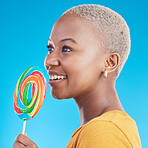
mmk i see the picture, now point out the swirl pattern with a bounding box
[14,66,46,121]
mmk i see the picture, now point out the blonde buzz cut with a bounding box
[62,4,131,77]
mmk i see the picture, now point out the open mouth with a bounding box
[48,75,67,86]
[50,75,67,80]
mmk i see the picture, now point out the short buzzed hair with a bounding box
[62,4,131,77]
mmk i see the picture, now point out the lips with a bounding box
[47,70,67,86]
[48,70,67,76]
[48,78,66,86]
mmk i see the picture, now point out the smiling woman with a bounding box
[13,4,142,148]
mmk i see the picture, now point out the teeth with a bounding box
[50,75,53,79]
[50,75,66,80]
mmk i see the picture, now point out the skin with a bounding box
[13,133,38,148]
[45,14,125,125]
[13,14,124,147]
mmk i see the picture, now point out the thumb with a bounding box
[24,132,27,136]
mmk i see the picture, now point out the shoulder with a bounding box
[76,111,134,147]
[79,110,129,137]
[79,120,124,139]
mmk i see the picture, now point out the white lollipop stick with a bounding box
[22,120,26,135]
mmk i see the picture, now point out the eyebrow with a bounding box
[48,38,79,45]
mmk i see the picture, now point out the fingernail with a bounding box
[15,136,17,141]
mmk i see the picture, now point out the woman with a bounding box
[13,4,142,148]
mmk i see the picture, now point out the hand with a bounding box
[13,134,38,148]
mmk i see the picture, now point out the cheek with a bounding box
[63,53,100,82]
[50,53,103,99]
[66,58,100,95]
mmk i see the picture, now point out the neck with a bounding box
[73,78,124,126]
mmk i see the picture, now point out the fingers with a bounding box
[14,134,38,148]
[13,141,26,148]
[15,134,30,146]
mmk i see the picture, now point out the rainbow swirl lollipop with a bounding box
[13,66,46,133]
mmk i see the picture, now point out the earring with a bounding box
[104,70,108,78]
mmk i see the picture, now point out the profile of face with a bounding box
[44,15,107,100]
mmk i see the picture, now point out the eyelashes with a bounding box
[47,45,54,54]
[62,45,73,52]
[47,44,72,54]
[46,44,52,48]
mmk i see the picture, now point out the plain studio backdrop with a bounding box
[0,0,147,147]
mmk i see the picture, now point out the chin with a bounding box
[51,92,71,100]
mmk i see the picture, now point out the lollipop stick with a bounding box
[22,120,26,135]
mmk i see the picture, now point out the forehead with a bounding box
[50,15,98,46]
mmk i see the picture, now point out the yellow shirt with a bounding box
[66,110,141,148]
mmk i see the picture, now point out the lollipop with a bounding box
[14,66,46,134]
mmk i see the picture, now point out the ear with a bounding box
[104,53,120,73]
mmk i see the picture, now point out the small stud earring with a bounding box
[104,70,108,78]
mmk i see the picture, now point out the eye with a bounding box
[47,45,54,54]
[62,45,72,52]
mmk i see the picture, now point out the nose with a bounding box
[44,52,60,70]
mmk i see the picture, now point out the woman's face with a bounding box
[44,15,106,99]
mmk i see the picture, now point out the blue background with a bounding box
[0,0,148,147]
